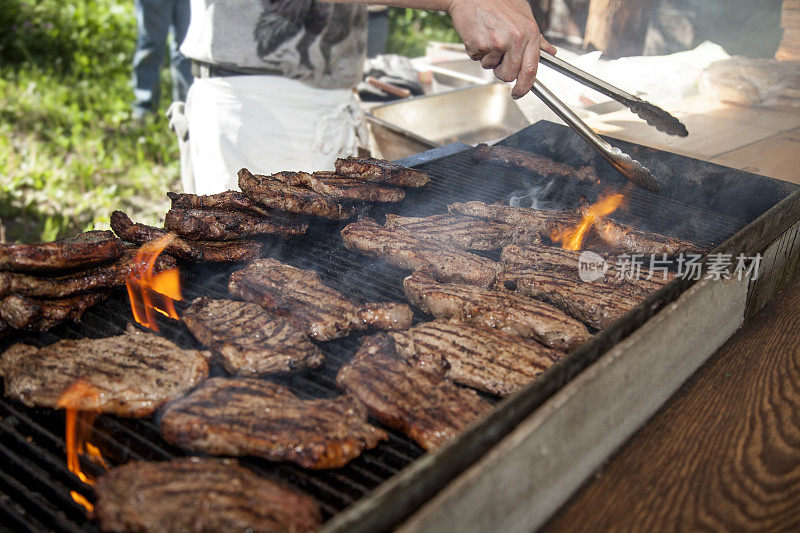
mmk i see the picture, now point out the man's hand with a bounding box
[445,0,556,98]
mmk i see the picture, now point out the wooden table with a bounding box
[542,95,800,530]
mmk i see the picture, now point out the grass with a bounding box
[0,2,459,243]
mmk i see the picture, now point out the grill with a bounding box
[0,121,797,532]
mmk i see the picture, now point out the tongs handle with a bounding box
[530,79,660,192]
[539,51,688,137]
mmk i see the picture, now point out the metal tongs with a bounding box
[532,51,689,192]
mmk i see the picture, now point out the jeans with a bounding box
[132,0,193,116]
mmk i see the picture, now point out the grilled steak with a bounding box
[94,457,322,533]
[0,248,176,299]
[167,190,274,217]
[228,258,412,341]
[0,230,123,272]
[336,334,492,451]
[182,297,324,376]
[403,272,591,351]
[389,320,562,396]
[238,168,358,220]
[472,143,599,183]
[271,170,406,203]
[0,325,210,417]
[384,213,540,252]
[161,378,387,469]
[111,211,263,263]
[0,292,108,331]
[335,156,431,188]
[500,269,640,330]
[500,244,672,295]
[587,206,703,256]
[448,201,581,240]
[164,208,308,241]
[341,218,503,287]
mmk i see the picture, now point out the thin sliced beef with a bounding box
[335,156,431,187]
[161,378,387,469]
[167,190,275,217]
[472,143,599,183]
[336,334,493,451]
[228,258,412,341]
[341,218,503,287]
[0,292,109,331]
[0,230,123,272]
[389,319,562,396]
[0,324,210,417]
[448,201,581,240]
[182,297,324,376]
[384,213,540,252]
[403,271,591,351]
[94,457,322,533]
[271,171,406,203]
[164,208,308,241]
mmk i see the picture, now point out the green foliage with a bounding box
[387,8,461,57]
[0,1,178,242]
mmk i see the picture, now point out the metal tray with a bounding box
[367,84,529,160]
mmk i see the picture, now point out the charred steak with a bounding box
[228,258,412,341]
[384,213,540,252]
[336,334,493,451]
[586,206,703,256]
[182,297,324,376]
[0,230,123,272]
[448,201,581,240]
[238,168,358,220]
[335,156,431,188]
[164,207,308,241]
[403,271,591,351]
[340,218,503,287]
[0,292,109,332]
[167,190,274,217]
[0,248,176,299]
[389,319,562,396]
[161,378,387,469]
[111,211,263,263]
[94,457,322,533]
[271,170,406,203]
[0,325,210,417]
[472,143,599,183]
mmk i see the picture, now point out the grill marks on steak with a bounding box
[228,258,412,341]
[111,211,263,263]
[182,297,324,376]
[167,190,274,218]
[336,334,492,451]
[238,168,359,220]
[448,201,581,240]
[161,378,387,469]
[389,320,562,396]
[0,248,176,299]
[164,207,309,241]
[0,292,109,331]
[272,170,406,203]
[472,143,599,183]
[384,213,540,252]
[335,156,431,188]
[341,218,503,287]
[94,457,322,533]
[0,230,123,272]
[403,272,591,351]
[0,325,210,417]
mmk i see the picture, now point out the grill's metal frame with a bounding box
[1,121,798,532]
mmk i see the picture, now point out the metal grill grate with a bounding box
[0,121,792,531]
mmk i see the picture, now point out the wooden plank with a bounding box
[396,275,749,533]
[544,273,800,532]
[710,128,800,185]
[745,219,800,317]
[583,0,656,58]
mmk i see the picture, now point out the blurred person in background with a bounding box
[132,0,193,121]
[173,0,554,194]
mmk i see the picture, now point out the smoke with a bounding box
[508,179,557,210]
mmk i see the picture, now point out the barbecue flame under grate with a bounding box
[56,381,108,513]
[551,192,625,250]
[125,234,182,331]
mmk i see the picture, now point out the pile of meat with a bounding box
[111,156,431,263]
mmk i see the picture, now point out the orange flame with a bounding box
[551,193,625,250]
[125,234,182,331]
[57,381,108,513]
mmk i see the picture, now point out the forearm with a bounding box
[325,0,453,12]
